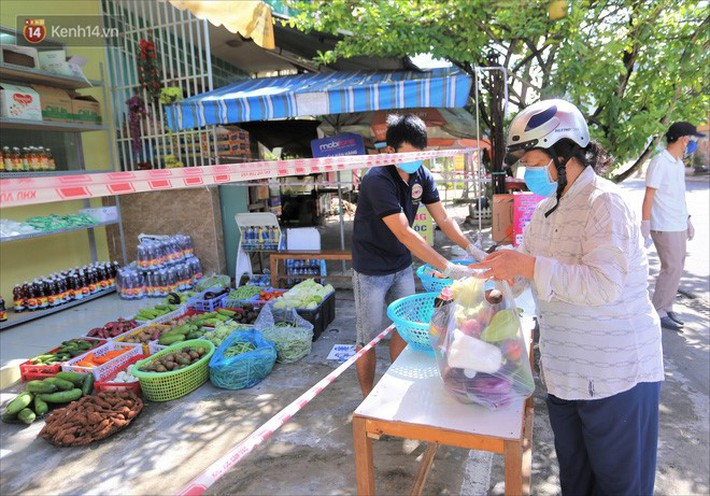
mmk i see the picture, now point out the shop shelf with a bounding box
[0,62,101,89]
[0,117,106,132]
[0,219,118,243]
[0,287,116,331]
[0,170,109,179]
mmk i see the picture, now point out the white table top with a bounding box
[354,292,536,441]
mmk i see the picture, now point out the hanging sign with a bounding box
[311,133,366,158]
[413,204,434,246]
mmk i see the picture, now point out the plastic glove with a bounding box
[444,261,475,280]
[641,220,653,249]
[688,218,695,241]
[466,243,488,262]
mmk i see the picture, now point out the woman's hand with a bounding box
[470,250,536,282]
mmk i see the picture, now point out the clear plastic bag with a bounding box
[429,277,534,409]
[254,304,314,363]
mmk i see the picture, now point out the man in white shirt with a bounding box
[641,121,705,331]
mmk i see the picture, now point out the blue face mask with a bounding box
[686,140,698,155]
[397,160,423,174]
[524,160,558,197]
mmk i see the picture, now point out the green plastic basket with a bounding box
[131,339,215,402]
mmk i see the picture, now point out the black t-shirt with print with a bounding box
[352,165,440,275]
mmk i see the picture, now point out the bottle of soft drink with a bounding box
[57,275,68,304]
[12,284,25,313]
[0,295,7,322]
[47,278,59,307]
[26,280,40,311]
[46,148,56,170]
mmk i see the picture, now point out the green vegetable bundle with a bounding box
[254,304,314,363]
[209,329,276,390]
[195,274,231,292]
[229,285,262,300]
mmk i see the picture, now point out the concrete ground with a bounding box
[1,177,708,495]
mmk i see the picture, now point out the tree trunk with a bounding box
[611,139,656,183]
[488,52,507,195]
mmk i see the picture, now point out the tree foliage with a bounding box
[287,0,709,178]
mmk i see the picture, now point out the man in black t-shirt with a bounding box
[352,114,485,397]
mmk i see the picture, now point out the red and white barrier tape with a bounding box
[177,324,396,496]
[0,149,475,208]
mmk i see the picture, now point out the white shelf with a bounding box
[0,287,116,331]
[0,219,118,243]
[0,62,101,89]
[0,118,105,132]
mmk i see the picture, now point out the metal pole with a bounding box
[474,68,483,238]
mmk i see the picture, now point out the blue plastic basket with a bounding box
[416,260,475,292]
[387,292,439,353]
[188,288,228,312]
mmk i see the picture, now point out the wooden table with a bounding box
[353,314,535,496]
[269,250,352,288]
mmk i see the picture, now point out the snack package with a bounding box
[429,277,534,409]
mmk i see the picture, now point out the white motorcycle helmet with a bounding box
[506,99,590,160]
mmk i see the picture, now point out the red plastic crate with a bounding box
[93,354,148,395]
[19,338,107,382]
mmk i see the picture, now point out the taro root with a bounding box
[485,289,503,305]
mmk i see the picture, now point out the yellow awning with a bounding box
[168,0,275,50]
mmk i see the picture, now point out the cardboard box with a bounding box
[38,49,71,76]
[38,50,88,80]
[491,194,514,245]
[70,93,102,124]
[513,193,545,246]
[0,83,42,121]
[0,45,38,69]
[31,84,73,122]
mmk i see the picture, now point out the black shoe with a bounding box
[667,311,685,326]
[660,316,683,331]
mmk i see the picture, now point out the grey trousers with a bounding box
[650,230,687,318]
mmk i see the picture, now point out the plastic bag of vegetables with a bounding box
[428,277,534,409]
[209,329,276,390]
[254,304,314,363]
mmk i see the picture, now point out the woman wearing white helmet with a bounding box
[472,99,664,495]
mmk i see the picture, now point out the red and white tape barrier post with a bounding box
[0,149,476,208]
[177,325,396,496]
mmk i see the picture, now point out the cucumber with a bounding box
[25,380,58,394]
[44,377,75,391]
[38,388,83,403]
[34,396,49,416]
[4,392,33,416]
[1,410,19,424]
[81,373,94,396]
[217,309,236,317]
[159,333,186,345]
[56,371,87,386]
[18,408,36,425]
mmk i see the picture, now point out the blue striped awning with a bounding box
[165,68,472,130]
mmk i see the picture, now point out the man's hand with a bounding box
[466,242,488,261]
[688,218,695,241]
[444,262,476,280]
[641,220,653,248]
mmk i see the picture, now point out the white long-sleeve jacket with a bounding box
[515,166,664,400]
